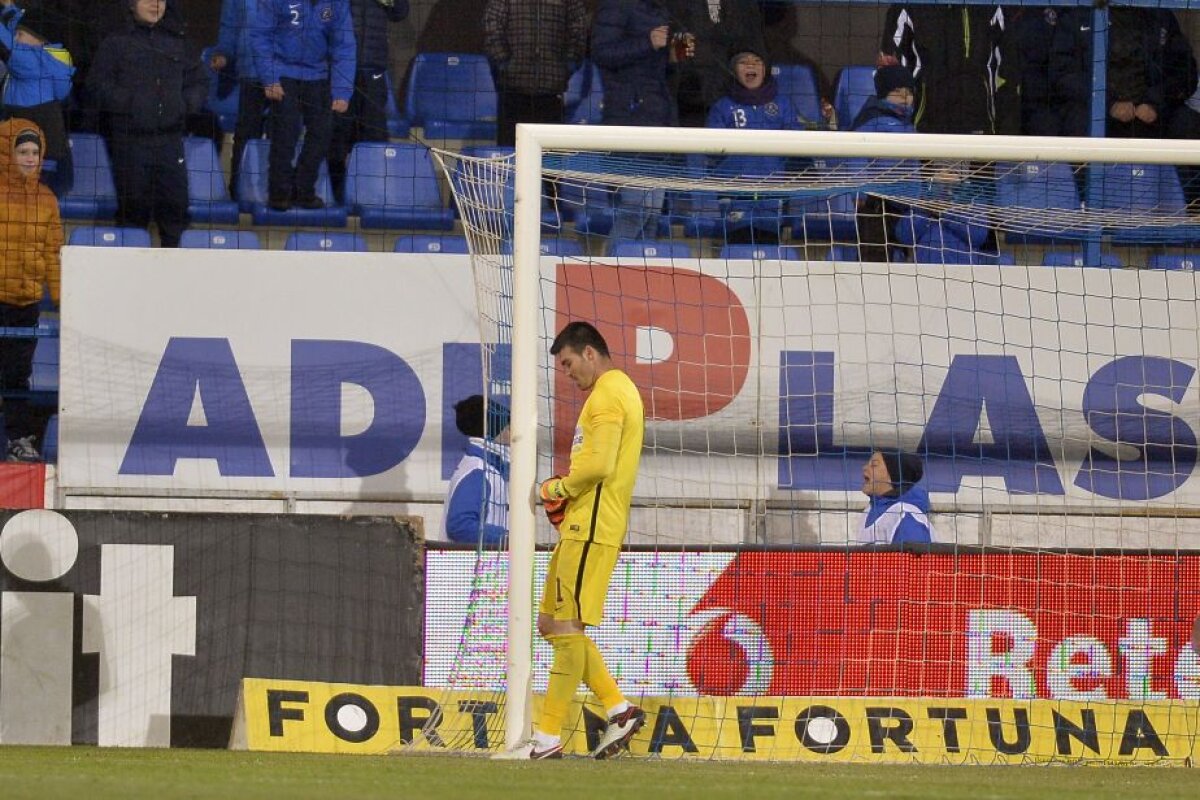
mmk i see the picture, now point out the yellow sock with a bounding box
[583,636,625,711]
[539,633,587,737]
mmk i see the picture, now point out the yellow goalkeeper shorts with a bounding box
[539,538,620,627]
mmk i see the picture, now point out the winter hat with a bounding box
[454,394,511,440]
[729,44,768,70]
[879,450,923,491]
[874,65,916,99]
[14,127,42,152]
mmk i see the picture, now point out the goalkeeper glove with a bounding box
[539,476,568,529]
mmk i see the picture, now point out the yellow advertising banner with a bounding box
[230,678,1200,764]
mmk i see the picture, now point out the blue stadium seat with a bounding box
[384,71,410,138]
[833,66,876,130]
[394,234,470,253]
[59,134,118,221]
[346,142,454,230]
[1097,164,1199,245]
[789,157,859,241]
[41,414,58,463]
[184,137,240,224]
[719,243,801,260]
[179,229,261,249]
[200,47,241,133]
[284,232,368,252]
[564,61,603,125]
[450,145,573,231]
[539,237,586,256]
[238,139,347,227]
[29,335,58,394]
[826,244,859,261]
[609,239,691,258]
[1042,250,1122,268]
[995,161,1081,245]
[67,226,152,247]
[404,53,497,140]
[771,64,823,129]
[1147,254,1200,270]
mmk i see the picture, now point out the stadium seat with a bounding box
[719,243,802,260]
[996,161,1082,245]
[1147,254,1200,270]
[564,61,603,125]
[200,47,241,133]
[450,145,574,230]
[29,335,58,394]
[184,137,240,224]
[59,133,119,221]
[384,72,411,138]
[609,239,692,258]
[404,53,497,140]
[41,414,58,463]
[346,142,454,230]
[237,139,347,227]
[538,237,586,256]
[179,229,261,249]
[1042,250,1123,268]
[1096,164,1199,245]
[789,157,860,241]
[826,244,859,261]
[394,234,470,253]
[284,232,368,252]
[67,226,152,247]
[833,66,875,130]
[771,63,824,129]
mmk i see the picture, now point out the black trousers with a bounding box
[230,78,270,200]
[268,77,333,203]
[0,302,49,445]
[329,68,390,203]
[109,132,190,248]
[496,91,563,147]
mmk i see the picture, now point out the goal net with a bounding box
[425,125,1200,764]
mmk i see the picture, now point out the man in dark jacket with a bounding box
[86,0,206,247]
[484,0,589,147]
[328,0,407,203]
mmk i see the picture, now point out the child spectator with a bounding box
[209,0,268,202]
[706,45,801,244]
[852,64,916,263]
[251,0,356,211]
[442,394,510,545]
[86,0,207,248]
[0,118,60,462]
[0,0,75,197]
[859,450,934,545]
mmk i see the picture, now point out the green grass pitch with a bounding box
[1,747,1197,800]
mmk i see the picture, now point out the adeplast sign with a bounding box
[425,549,1200,702]
[59,250,1200,508]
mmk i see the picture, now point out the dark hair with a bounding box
[550,321,610,358]
[454,395,510,439]
[879,450,924,493]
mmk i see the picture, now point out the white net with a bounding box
[426,132,1200,763]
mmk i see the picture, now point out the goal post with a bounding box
[432,123,1200,761]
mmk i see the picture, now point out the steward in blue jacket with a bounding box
[0,2,74,195]
[859,451,935,545]
[442,395,510,546]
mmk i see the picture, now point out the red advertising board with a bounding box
[0,463,45,509]
[687,551,1200,700]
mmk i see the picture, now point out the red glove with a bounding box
[539,476,568,529]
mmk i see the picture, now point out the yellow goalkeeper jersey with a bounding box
[559,368,644,548]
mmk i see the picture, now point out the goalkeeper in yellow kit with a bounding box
[507,321,645,760]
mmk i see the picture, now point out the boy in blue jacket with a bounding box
[0,1,74,196]
[250,0,356,211]
[442,395,510,546]
[859,450,934,545]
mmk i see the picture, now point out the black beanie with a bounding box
[729,44,768,70]
[14,127,41,152]
[879,451,923,491]
[874,65,916,99]
[454,395,511,439]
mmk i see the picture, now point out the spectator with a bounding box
[483,0,588,147]
[209,0,268,202]
[859,450,933,545]
[879,3,1019,135]
[0,1,74,197]
[251,0,355,211]
[0,118,60,462]
[328,0,408,204]
[442,394,510,546]
[851,64,915,264]
[1012,6,1087,137]
[705,45,801,244]
[86,0,206,248]
[665,0,766,128]
[591,0,682,245]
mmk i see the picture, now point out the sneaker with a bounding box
[591,706,645,760]
[491,737,563,760]
[7,436,40,463]
[292,194,325,210]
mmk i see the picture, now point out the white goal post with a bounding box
[503,124,1200,749]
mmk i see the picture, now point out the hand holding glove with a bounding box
[539,476,568,529]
